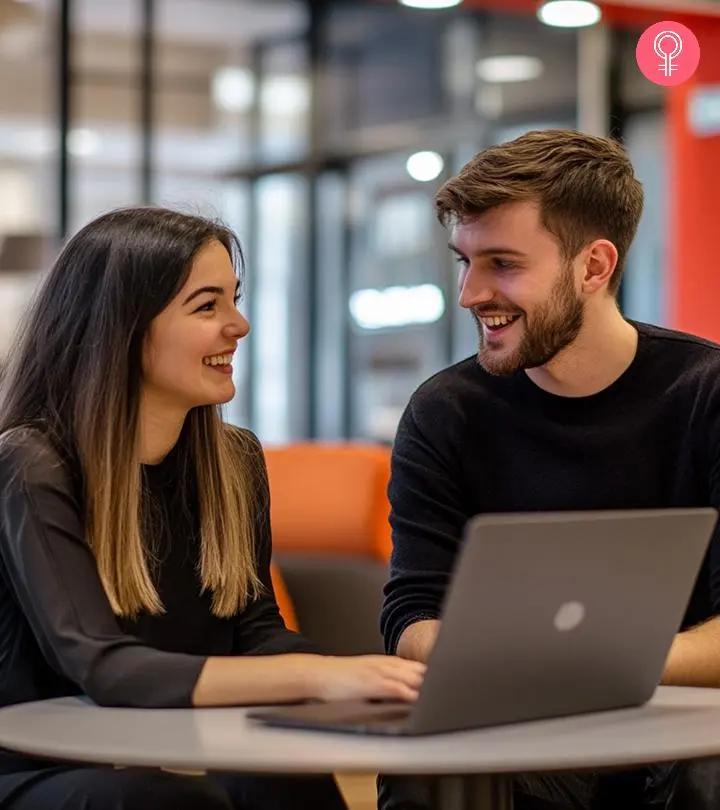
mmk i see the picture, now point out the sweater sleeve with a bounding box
[380,393,471,654]
[0,428,206,708]
[232,429,316,656]
[704,397,720,617]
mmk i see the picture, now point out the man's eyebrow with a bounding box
[448,243,527,258]
[182,280,241,306]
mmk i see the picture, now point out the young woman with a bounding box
[0,207,425,810]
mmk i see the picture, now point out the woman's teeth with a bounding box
[203,353,232,366]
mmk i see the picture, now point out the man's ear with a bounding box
[580,240,618,294]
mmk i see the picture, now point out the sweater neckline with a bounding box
[505,320,651,414]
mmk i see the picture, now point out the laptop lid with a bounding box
[405,508,717,734]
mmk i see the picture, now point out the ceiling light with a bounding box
[349,284,446,330]
[476,56,544,83]
[67,128,101,157]
[212,67,255,114]
[537,0,601,28]
[398,0,462,9]
[406,151,444,182]
[260,76,309,116]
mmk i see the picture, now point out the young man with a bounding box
[378,129,720,810]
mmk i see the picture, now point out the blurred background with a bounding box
[0,0,717,446]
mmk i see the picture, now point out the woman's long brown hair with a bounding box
[0,207,261,617]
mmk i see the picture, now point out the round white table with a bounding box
[3,687,720,809]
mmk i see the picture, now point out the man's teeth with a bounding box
[203,353,233,366]
[480,315,517,328]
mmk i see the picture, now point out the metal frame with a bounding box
[140,0,156,205]
[58,0,71,240]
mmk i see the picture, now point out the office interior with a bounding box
[3,0,720,804]
[5,0,720,448]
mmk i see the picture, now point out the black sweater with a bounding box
[381,321,720,654]
[0,425,312,798]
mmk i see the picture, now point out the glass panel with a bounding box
[476,13,578,127]
[322,5,577,155]
[154,0,292,426]
[258,39,309,165]
[622,110,667,325]
[252,173,309,444]
[71,0,142,230]
[0,0,58,360]
[153,0,272,190]
[315,171,349,440]
[151,1,307,426]
[320,5,580,424]
[322,4,447,154]
[347,153,449,443]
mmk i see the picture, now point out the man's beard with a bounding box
[474,264,584,376]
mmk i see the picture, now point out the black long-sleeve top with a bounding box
[0,425,312,799]
[381,321,720,654]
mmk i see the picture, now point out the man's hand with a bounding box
[396,619,441,664]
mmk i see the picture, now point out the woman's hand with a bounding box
[192,653,425,708]
[308,655,426,703]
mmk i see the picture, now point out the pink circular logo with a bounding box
[636,21,700,87]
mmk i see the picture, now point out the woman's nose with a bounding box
[227,312,250,339]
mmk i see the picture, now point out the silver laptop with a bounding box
[249,508,717,735]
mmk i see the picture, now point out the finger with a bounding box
[369,676,422,702]
[402,660,427,675]
[404,670,425,689]
[385,682,420,703]
[383,667,424,690]
[386,657,427,674]
[381,660,427,681]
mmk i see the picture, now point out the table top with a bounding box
[2,687,720,776]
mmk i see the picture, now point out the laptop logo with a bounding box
[554,601,586,632]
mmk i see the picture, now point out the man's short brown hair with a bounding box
[435,129,644,296]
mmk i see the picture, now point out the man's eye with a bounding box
[493,259,516,270]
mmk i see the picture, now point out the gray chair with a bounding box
[264,442,393,656]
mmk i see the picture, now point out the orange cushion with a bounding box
[270,561,298,632]
[264,443,391,559]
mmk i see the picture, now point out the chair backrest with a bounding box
[264,443,392,655]
[270,562,298,632]
[264,442,392,560]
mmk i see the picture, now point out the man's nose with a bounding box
[458,268,495,310]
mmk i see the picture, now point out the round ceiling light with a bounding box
[537,0,601,28]
[398,0,462,9]
[406,151,445,182]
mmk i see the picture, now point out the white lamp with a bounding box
[399,0,462,9]
[476,55,544,83]
[537,0,601,28]
[406,151,445,182]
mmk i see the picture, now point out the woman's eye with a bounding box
[195,300,216,313]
